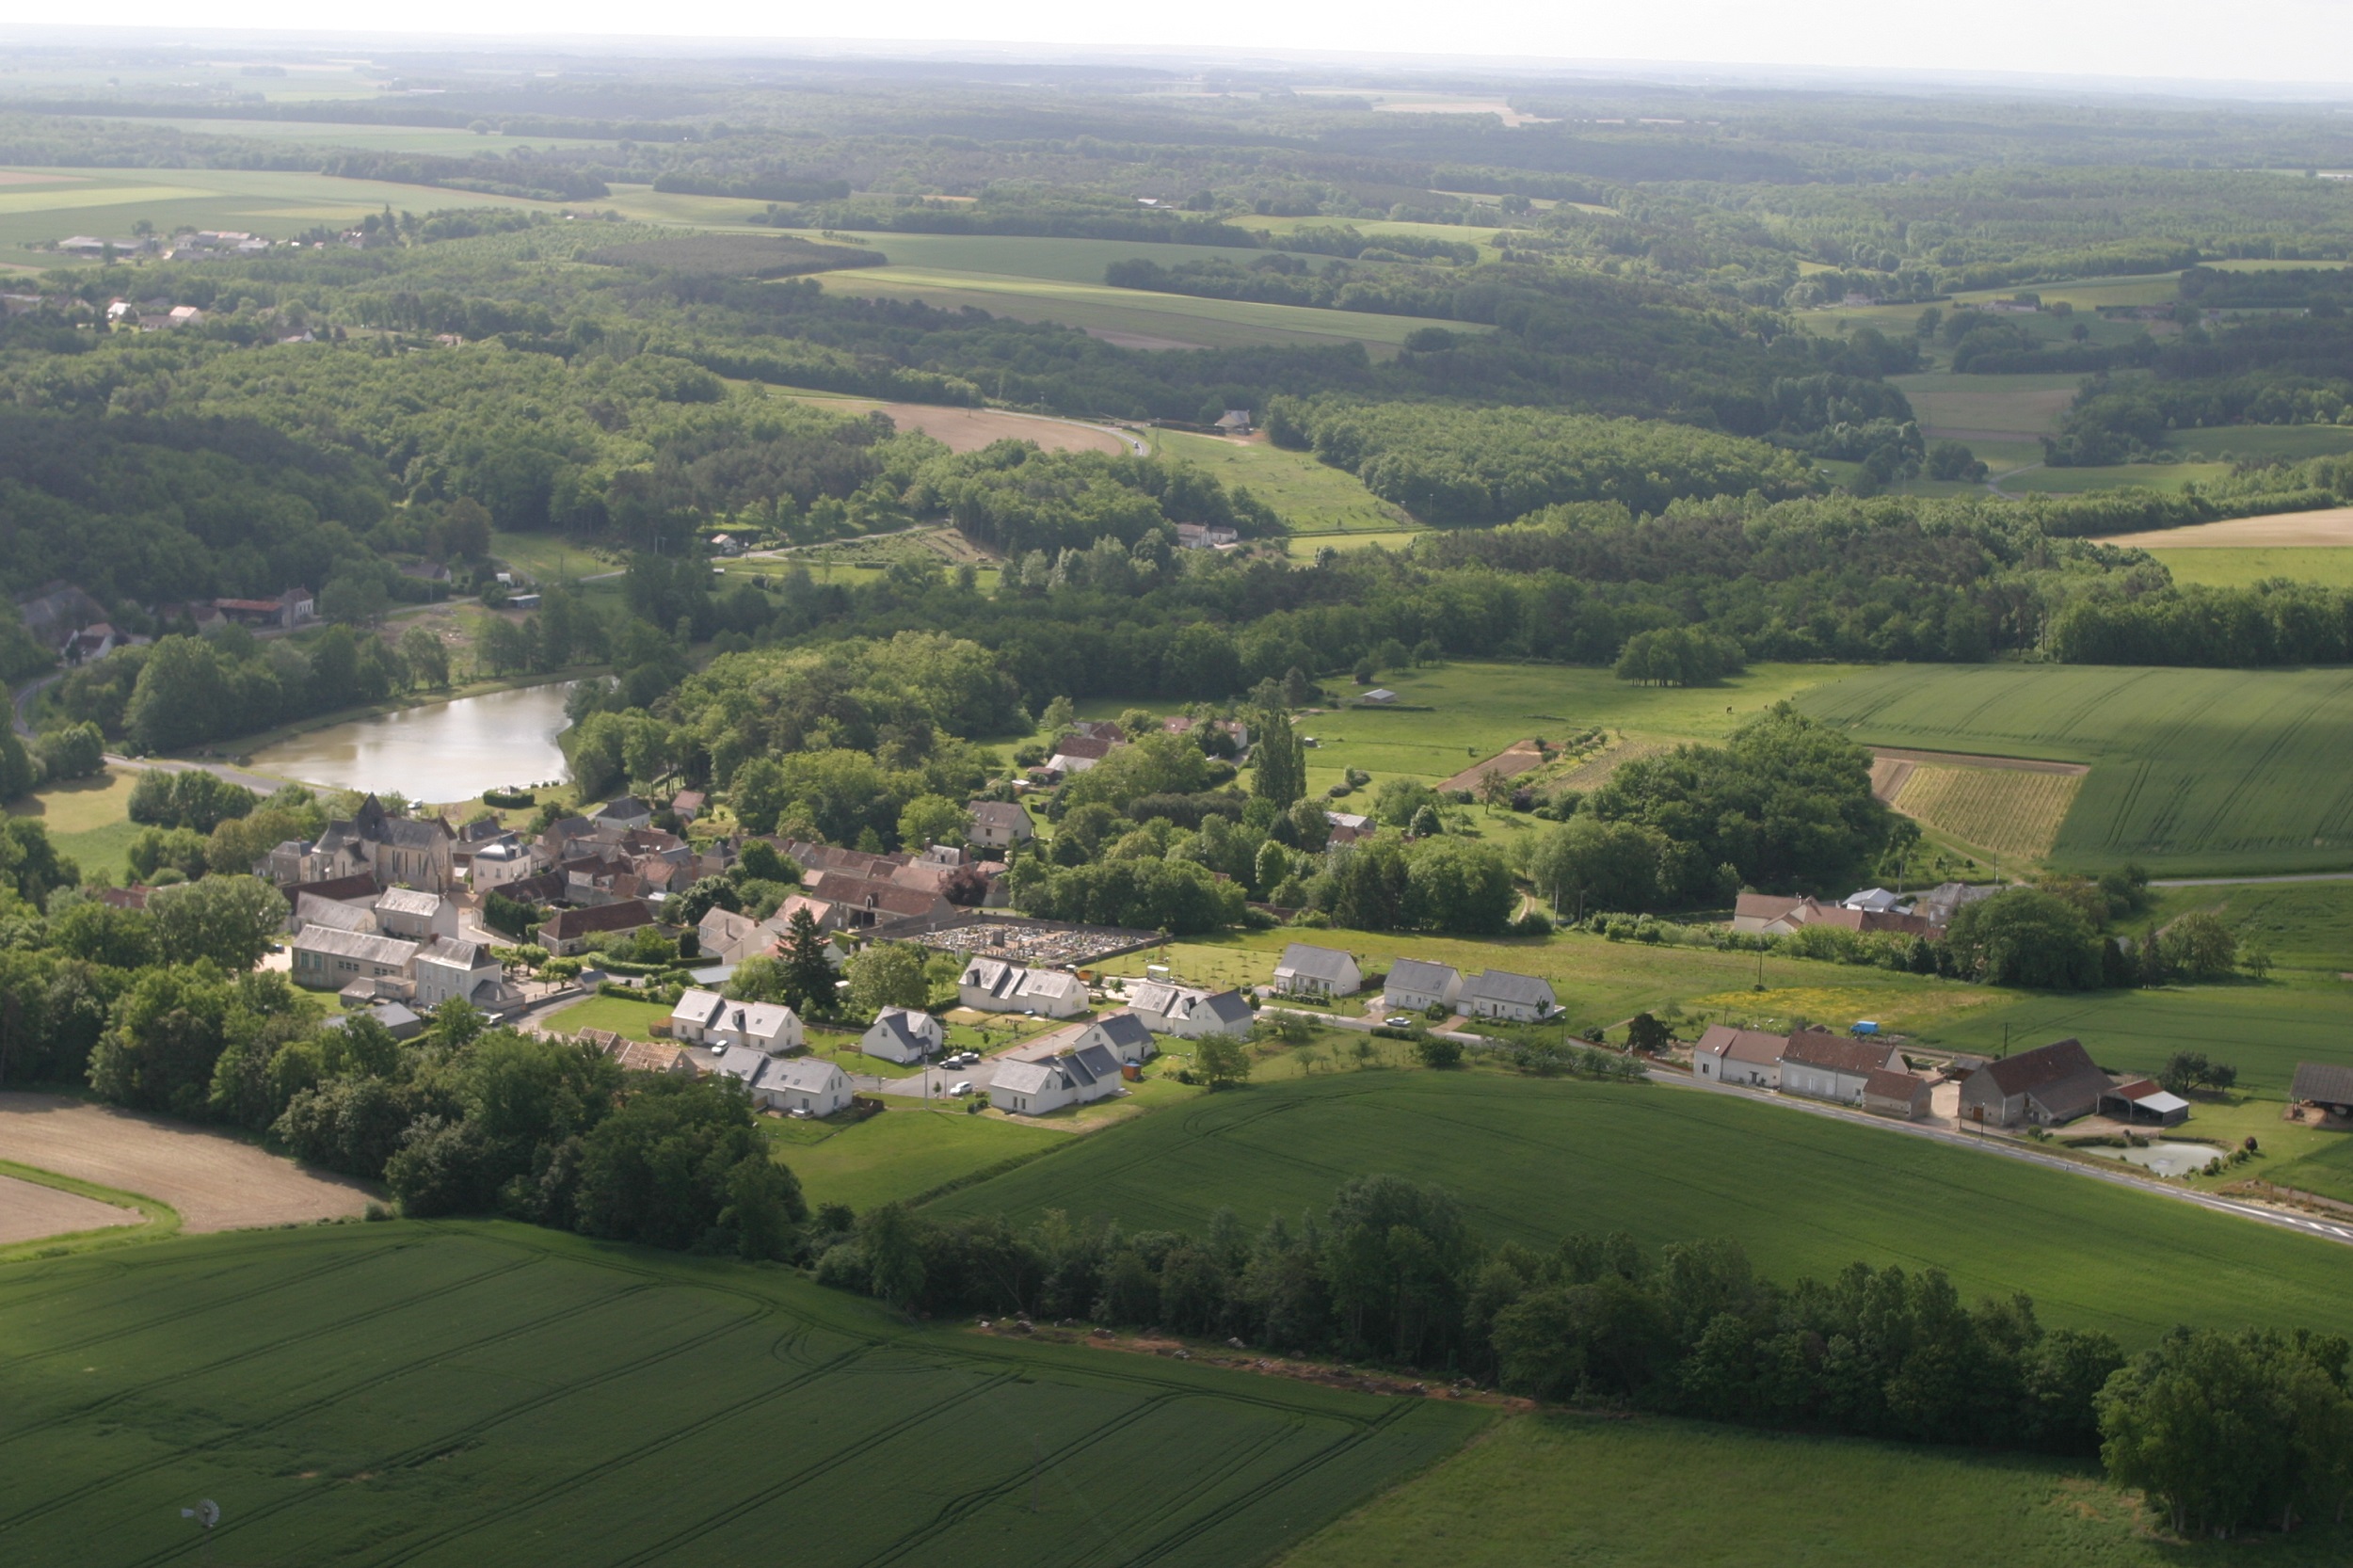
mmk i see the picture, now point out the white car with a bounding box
[1384,1015,1416,1028]
[948,1080,974,1097]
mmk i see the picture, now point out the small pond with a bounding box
[245,681,576,803]
[2084,1142,2219,1179]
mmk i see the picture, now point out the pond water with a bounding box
[246,681,576,803]
[2084,1141,2218,1179]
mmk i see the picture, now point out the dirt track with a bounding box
[2094,507,2353,549]
[0,1093,373,1232]
[0,1172,141,1244]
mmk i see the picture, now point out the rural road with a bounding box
[1653,1068,2353,1251]
[11,673,290,793]
[2151,872,2353,888]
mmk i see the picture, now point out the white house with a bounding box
[968,800,1034,849]
[410,938,504,1011]
[1272,943,1361,1000]
[1778,1030,1904,1105]
[1461,969,1557,1023]
[1382,958,1463,1014]
[1124,982,1254,1039]
[709,1048,851,1115]
[860,1007,944,1064]
[668,988,805,1055]
[470,838,542,891]
[1076,1011,1157,1064]
[374,887,460,944]
[989,1043,1124,1115]
[1691,1026,1786,1088]
[957,958,1090,1017]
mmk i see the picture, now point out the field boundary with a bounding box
[0,1158,178,1262]
[1869,747,2090,776]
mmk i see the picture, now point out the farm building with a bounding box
[1273,943,1362,999]
[1958,1038,2111,1128]
[2292,1062,2353,1120]
[1125,982,1254,1039]
[1462,969,1557,1023]
[1778,1030,1905,1106]
[1382,958,1463,1014]
[1076,1011,1158,1065]
[2099,1078,2191,1128]
[1690,1026,1786,1088]
[958,957,1090,1017]
[990,1043,1125,1115]
[860,1007,943,1064]
[1864,1068,1933,1120]
[668,988,805,1056]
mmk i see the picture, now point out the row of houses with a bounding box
[1730,883,1997,939]
[1270,944,1560,1024]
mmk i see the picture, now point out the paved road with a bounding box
[2152,872,2353,888]
[1651,1066,2353,1250]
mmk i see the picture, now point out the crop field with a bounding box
[769,1106,1065,1211]
[0,166,557,270]
[935,1072,2353,1348]
[2001,461,2233,495]
[1146,430,1410,532]
[1887,371,2086,440]
[2098,507,2353,549]
[1923,981,2350,1100]
[1206,659,1868,799]
[1795,664,2353,874]
[2153,546,2353,586]
[2265,1137,2353,1208]
[2154,423,2353,463]
[1280,1410,2353,1568]
[1893,762,2084,860]
[0,1223,1486,1568]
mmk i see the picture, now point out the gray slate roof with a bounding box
[1276,943,1356,982]
[1465,968,1555,1007]
[2293,1061,2353,1106]
[1385,958,1460,994]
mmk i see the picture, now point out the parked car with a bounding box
[1384,1015,1416,1028]
[949,1080,974,1097]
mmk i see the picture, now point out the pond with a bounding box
[2083,1141,2219,1179]
[246,681,576,803]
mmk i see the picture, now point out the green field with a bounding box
[1795,664,2353,874]
[1282,530,1425,556]
[1232,659,1869,799]
[2153,546,2353,587]
[0,167,560,271]
[0,1223,1486,1568]
[2144,878,2353,977]
[7,766,143,881]
[1920,981,2349,1099]
[2001,461,2233,496]
[933,1072,2353,1348]
[1281,1410,2353,1568]
[768,1105,1065,1211]
[2154,423,2353,463]
[1146,430,1409,532]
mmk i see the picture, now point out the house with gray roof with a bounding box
[1462,968,1556,1023]
[374,887,459,943]
[957,958,1089,1017]
[668,987,804,1056]
[704,1048,850,1115]
[859,1007,943,1064]
[1273,943,1361,1000]
[1691,1025,1787,1088]
[1381,958,1462,1015]
[1076,1011,1158,1064]
[990,1042,1124,1115]
[1124,982,1254,1039]
[968,800,1034,849]
[291,927,420,991]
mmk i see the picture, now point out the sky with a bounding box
[25,5,2353,93]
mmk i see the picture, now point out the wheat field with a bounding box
[1895,763,2083,860]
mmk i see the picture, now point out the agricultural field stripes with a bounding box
[0,1224,1484,1568]
[934,1073,2353,1348]
[1893,762,2084,861]
[1795,664,2353,873]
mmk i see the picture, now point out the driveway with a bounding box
[862,1016,1101,1099]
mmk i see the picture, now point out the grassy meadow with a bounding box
[1794,663,2353,874]
[2153,546,2353,587]
[8,767,144,881]
[1278,1411,2353,1568]
[768,1105,1065,1211]
[0,1223,1485,1568]
[1145,430,1410,533]
[932,1071,2353,1349]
